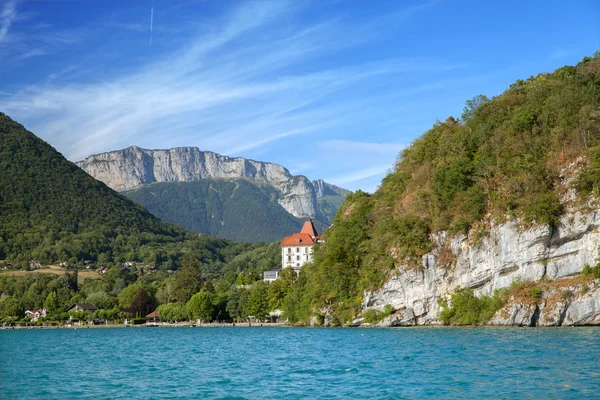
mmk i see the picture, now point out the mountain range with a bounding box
[76,146,349,243]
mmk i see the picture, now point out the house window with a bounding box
[288,256,291,262]
[296,255,300,261]
[296,247,300,253]
[288,248,291,254]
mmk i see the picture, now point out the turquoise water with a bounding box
[1,327,599,399]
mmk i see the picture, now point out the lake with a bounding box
[1,326,599,398]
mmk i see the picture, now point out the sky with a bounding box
[0,1,598,192]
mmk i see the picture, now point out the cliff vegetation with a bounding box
[282,53,600,325]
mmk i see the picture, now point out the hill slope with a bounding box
[123,179,328,243]
[283,53,600,325]
[0,114,240,265]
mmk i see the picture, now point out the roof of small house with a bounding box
[69,303,98,311]
[146,310,159,318]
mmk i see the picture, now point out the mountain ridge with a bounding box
[76,145,350,237]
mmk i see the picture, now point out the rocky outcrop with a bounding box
[489,284,600,326]
[312,179,350,201]
[361,210,600,326]
[77,146,348,221]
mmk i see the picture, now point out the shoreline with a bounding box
[0,322,289,330]
[2,322,599,330]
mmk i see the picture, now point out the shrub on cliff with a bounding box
[438,288,507,325]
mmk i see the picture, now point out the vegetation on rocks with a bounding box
[438,288,508,325]
[279,53,600,325]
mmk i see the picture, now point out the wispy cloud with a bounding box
[0,0,18,44]
[0,0,461,193]
[0,1,451,163]
[324,164,393,186]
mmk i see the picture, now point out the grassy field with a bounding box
[1,265,101,281]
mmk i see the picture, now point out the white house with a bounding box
[264,220,322,281]
[25,308,47,322]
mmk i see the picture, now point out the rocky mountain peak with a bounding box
[76,146,349,221]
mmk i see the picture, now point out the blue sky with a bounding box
[0,0,598,192]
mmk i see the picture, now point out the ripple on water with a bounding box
[1,327,600,399]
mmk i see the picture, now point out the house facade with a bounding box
[25,308,47,322]
[264,220,322,281]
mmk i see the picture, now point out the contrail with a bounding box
[149,3,153,46]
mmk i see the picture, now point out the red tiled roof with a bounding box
[281,233,319,247]
[300,220,318,237]
[281,220,320,246]
[146,310,159,318]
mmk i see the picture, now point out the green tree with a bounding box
[461,94,489,122]
[267,268,296,311]
[186,291,214,322]
[247,281,269,321]
[0,295,22,320]
[174,255,204,303]
[131,287,155,317]
[157,303,188,322]
[118,284,142,309]
[43,291,60,313]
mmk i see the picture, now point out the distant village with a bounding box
[3,220,322,327]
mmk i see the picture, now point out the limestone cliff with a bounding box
[76,146,348,221]
[361,210,600,326]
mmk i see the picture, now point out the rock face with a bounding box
[362,210,600,326]
[488,284,600,326]
[76,146,348,221]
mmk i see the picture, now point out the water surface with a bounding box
[1,327,599,398]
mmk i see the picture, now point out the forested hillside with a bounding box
[123,180,326,243]
[282,53,600,325]
[0,113,285,323]
[0,113,251,266]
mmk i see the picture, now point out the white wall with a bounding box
[281,245,313,270]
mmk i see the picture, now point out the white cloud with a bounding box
[0,0,18,43]
[324,164,393,186]
[0,1,453,163]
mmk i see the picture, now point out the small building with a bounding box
[146,310,159,324]
[264,220,322,281]
[29,260,41,268]
[281,220,321,271]
[67,303,98,312]
[25,308,47,322]
[263,269,281,282]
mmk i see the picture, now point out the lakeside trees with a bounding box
[0,246,289,324]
